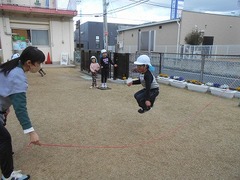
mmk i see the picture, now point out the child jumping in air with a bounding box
[127,55,159,114]
[0,46,45,180]
[100,49,117,89]
[89,56,100,88]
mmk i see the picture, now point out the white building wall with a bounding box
[0,16,13,61]
[117,11,240,54]
[0,14,74,63]
[155,22,179,46]
[180,11,240,45]
[50,18,74,63]
[10,16,50,61]
[117,22,179,53]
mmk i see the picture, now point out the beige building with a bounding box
[117,10,240,54]
[0,0,77,63]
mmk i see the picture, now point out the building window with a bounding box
[32,30,49,46]
[96,35,100,49]
[140,30,155,51]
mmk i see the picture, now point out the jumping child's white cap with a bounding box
[134,55,152,66]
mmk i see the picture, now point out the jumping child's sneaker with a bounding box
[137,108,151,114]
[1,170,30,180]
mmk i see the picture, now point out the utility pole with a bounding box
[77,20,81,50]
[103,0,108,50]
[76,20,82,70]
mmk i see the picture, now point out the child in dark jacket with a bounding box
[127,55,159,113]
[99,49,117,88]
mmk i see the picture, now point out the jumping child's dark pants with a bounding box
[134,88,159,110]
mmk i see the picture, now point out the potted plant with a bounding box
[157,73,171,85]
[186,80,209,93]
[209,83,237,99]
[234,87,240,98]
[169,76,187,88]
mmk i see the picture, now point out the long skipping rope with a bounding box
[27,78,240,150]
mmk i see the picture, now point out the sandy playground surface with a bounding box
[2,67,240,180]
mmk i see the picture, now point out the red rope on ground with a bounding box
[27,78,239,150]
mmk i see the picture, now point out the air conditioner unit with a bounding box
[118,41,123,48]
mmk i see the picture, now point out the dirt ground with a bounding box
[2,67,240,180]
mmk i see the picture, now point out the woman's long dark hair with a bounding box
[0,46,45,75]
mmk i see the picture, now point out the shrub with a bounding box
[184,29,203,45]
[213,83,221,88]
[159,73,168,78]
[220,84,229,89]
[170,76,184,81]
[187,80,202,85]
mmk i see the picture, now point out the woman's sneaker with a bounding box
[1,170,30,180]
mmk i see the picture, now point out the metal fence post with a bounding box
[200,54,205,82]
[109,51,112,79]
[80,50,84,71]
[159,53,163,75]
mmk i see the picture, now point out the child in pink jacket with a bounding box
[90,56,100,88]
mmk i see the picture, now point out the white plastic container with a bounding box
[157,77,171,85]
[187,83,209,93]
[210,87,237,99]
[234,91,240,98]
[169,79,187,89]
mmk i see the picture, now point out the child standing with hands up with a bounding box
[100,49,117,89]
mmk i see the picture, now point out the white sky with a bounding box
[72,0,240,25]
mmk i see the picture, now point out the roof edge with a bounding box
[117,19,180,32]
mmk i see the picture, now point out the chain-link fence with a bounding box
[0,49,3,64]
[161,53,240,88]
[77,50,240,88]
[74,51,81,65]
[77,50,123,79]
[181,45,240,56]
[129,52,161,78]
[129,53,240,88]
[118,45,240,55]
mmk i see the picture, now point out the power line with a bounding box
[107,0,150,14]
[75,14,164,23]
[76,0,174,22]
[76,0,151,16]
[107,16,164,22]
[129,0,176,10]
